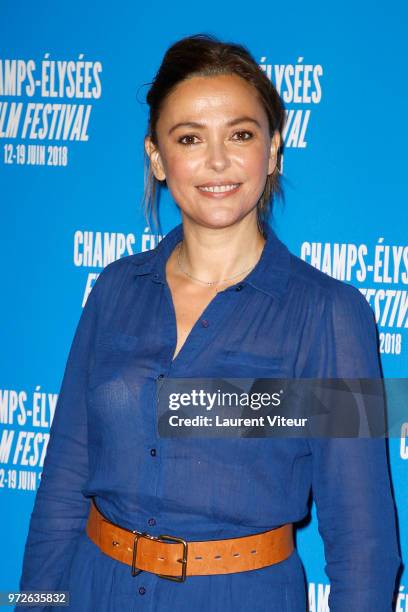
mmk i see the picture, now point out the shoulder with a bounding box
[285,253,379,377]
[286,251,373,321]
[89,249,157,301]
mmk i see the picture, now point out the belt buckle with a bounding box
[156,534,188,582]
[130,530,188,582]
[131,530,146,577]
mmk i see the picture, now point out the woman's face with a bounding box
[145,74,280,229]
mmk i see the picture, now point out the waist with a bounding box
[86,498,295,581]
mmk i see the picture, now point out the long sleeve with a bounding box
[303,283,401,610]
[17,279,100,609]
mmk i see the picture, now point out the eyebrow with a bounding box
[168,116,262,135]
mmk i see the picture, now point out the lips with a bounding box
[198,183,240,193]
[196,182,242,198]
[197,181,241,187]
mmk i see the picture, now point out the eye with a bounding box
[177,130,254,146]
[232,130,254,141]
[178,134,199,146]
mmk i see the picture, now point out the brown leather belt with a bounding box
[86,499,294,582]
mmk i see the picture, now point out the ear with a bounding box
[144,136,166,181]
[267,131,281,176]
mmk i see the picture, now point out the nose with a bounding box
[204,138,231,172]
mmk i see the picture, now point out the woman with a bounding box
[18,34,400,611]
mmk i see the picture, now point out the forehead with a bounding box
[158,74,265,123]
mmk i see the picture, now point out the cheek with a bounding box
[240,147,269,182]
[165,151,198,187]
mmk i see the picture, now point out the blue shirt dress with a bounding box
[18,221,401,611]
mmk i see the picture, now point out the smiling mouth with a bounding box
[197,183,241,193]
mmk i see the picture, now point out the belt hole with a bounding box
[158,556,165,561]
[233,552,240,557]
[251,550,257,554]
[214,555,222,559]
[112,541,120,547]
[195,556,203,560]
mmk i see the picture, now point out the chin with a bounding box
[194,213,251,231]
[181,199,255,228]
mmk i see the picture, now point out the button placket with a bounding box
[164,280,230,368]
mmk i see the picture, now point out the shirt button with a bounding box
[236,284,243,291]
[148,517,156,526]
[138,586,146,595]
[158,374,164,379]
[201,319,209,328]
[150,448,157,457]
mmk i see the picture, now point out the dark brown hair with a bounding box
[142,33,286,236]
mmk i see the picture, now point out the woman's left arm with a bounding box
[304,284,401,611]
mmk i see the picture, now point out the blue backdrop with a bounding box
[1,1,407,609]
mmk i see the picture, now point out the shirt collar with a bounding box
[131,221,290,299]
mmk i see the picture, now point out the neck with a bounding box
[176,216,266,283]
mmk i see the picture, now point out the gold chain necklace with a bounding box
[176,241,257,293]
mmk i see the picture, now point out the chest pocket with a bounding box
[215,348,285,378]
[88,331,141,390]
[97,331,140,351]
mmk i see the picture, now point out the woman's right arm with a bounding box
[16,273,102,609]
